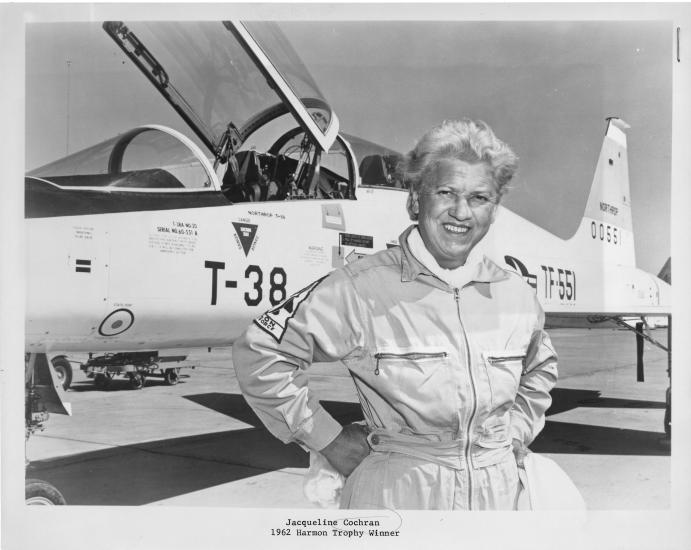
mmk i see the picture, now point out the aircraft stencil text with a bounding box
[591,221,620,245]
[599,202,619,216]
[205,261,287,306]
[540,265,576,301]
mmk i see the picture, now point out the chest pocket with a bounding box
[482,350,526,410]
[372,351,458,430]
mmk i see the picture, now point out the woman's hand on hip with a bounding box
[512,438,528,467]
[320,423,370,477]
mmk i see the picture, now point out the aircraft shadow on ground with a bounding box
[547,387,665,416]
[28,391,668,506]
[68,375,193,393]
[531,421,669,456]
[27,395,363,506]
[535,387,669,456]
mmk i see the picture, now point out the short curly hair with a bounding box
[399,119,519,221]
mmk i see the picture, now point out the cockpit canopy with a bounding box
[26,20,404,215]
[102,21,338,160]
[28,126,215,190]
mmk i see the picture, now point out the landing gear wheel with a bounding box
[164,368,179,386]
[128,372,145,390]
[94,373,112,390]
[25,479,67,505]
[51,357,73,391]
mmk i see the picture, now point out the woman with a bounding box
[233,119,558,510]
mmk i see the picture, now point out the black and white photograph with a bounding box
[2,2,690,549]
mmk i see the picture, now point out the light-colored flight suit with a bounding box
[233,225,558,510]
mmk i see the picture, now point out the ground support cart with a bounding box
[80,351,195,389]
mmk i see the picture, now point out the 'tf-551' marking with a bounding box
[540,265,576,301]
[205,261,287,306]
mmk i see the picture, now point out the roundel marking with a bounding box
[99,308,135,336]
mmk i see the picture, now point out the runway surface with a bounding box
[25,328,671,509]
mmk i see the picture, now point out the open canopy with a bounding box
[102,21,338,159]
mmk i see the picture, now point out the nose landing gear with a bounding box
[25,478,66,505]
[25,353,71,505]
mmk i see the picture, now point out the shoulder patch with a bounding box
[253,275,327,343]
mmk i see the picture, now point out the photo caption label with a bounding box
[270,516,401,538]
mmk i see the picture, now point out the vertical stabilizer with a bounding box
[570,118,636,267]
[583,118,633,232]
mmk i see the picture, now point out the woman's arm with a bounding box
[509,309,559,447]
[232,269,368,456]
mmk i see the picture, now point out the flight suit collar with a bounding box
[398,225,509,286]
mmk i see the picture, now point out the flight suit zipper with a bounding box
[373,351,448,376]
[486,355,525,363]
[455,287,477,510]
[487,354,528,376]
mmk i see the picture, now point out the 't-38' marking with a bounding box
[205,261,287,306]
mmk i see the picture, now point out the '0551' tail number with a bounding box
[591,221,620,245]
[205,261,286,306]
[540,265,576,301]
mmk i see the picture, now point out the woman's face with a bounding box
[412,159,499,269]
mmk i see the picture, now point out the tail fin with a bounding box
[583,118,633,232]
[570,118,636,267]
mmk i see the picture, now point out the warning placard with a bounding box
[340,232,373,248]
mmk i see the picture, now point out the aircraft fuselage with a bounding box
[26,185,668,355]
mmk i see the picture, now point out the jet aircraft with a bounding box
[24,20,671,503]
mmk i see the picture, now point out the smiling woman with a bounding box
[232,118,558,510]
[403,119,518,269]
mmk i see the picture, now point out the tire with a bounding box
[51,357,73,391]
[25,479,67,505]
[164,368,179,386]
[128,372,145,390]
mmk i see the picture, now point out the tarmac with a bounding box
[25,327,671,509]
